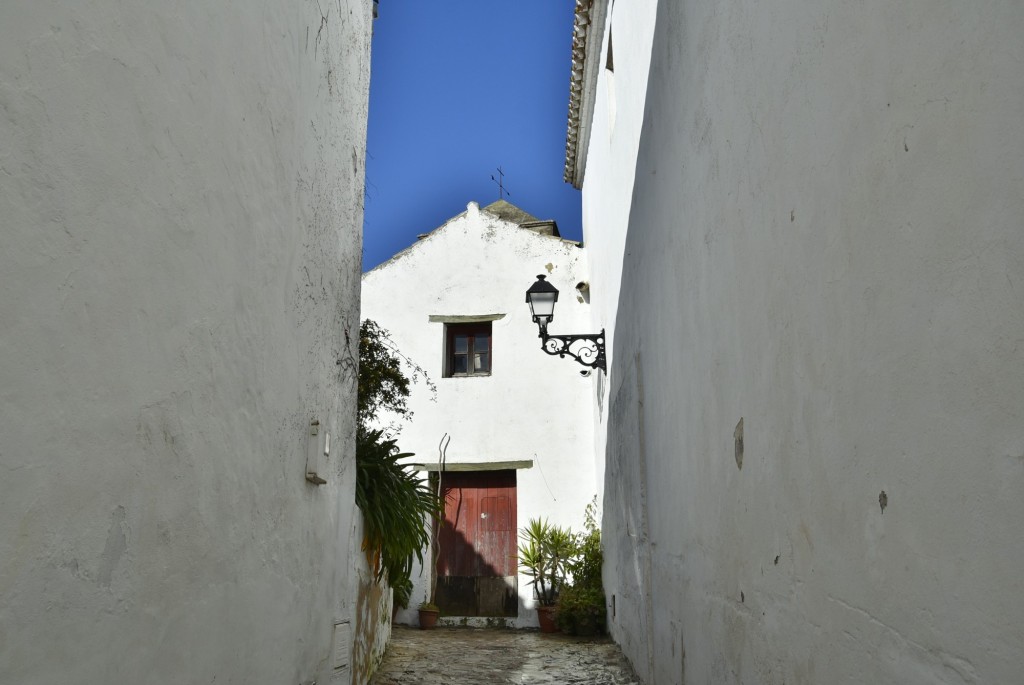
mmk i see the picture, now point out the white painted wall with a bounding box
[362,201,596,628]
[577,0,660,505]
[581,1,1024,683]
[0,2,376,683]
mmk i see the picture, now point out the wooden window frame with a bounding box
[444,322,492,378]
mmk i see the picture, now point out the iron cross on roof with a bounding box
[491,166,511,200]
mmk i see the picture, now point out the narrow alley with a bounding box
[370,627,640,685]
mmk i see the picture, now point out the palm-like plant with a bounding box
[356,428,441,608]
[518,518,576,606]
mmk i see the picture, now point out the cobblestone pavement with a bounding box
[370,626,641,684]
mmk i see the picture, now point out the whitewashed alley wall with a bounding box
[362,202,596,628]
[575,0,659,504]
[0,2,375,683]
[581,1,1024,683]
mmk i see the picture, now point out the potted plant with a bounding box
[518,518,575,633]
[417,601,440,630]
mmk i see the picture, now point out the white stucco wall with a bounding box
[0,2,375,683]
[362,202,596,628]
[582,1,1024,683]
[577,0,659,504]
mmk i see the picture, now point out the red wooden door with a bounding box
[436,470,517,616]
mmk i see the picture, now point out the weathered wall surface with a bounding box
[362,202,596,628]
[0,2,374,683]
[352,540,393,684]
[585,1,1024,683]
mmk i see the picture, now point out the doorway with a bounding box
[435,470,518,617]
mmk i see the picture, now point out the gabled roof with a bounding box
[481,200,561,237]
[481,199,540,225]
[365,200,569,275]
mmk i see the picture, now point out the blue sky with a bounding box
[362,1,582,270]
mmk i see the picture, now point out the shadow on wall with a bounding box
[599,5,689,677]
[426,473,520,618]
[433,524,518,618]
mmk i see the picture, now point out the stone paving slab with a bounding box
[370,626,641,684]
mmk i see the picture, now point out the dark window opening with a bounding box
[445,322,492,377]
[605,27,614,72]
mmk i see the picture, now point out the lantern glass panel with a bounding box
[529,292,556,322]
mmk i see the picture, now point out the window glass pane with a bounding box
[474,352,489,372]
[446,323,491,377]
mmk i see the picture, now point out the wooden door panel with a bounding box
[436,470,517,617]
[479,494,514,576]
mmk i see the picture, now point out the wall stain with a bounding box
[733,418,744,470]
[799,521,814,552]
[352,567,389,683]
[97,505,128,588]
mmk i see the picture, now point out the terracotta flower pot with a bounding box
[418,608,439,630]
[536,606,558,633]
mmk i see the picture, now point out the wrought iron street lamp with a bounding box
[525,275,606,372]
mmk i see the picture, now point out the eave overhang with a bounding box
[563,0,608,189]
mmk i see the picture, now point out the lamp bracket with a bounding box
[538,324,606,372]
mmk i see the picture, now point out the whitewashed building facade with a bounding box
[567,1,1024,683]
[361,200,597,628]
[0,2,385,683]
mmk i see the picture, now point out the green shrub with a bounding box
[557,497,606,635]
[569,497,603,590]
[556,585,607,635]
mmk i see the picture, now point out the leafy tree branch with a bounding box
[355,319,440,609]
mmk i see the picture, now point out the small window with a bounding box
[445,322,492,377]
